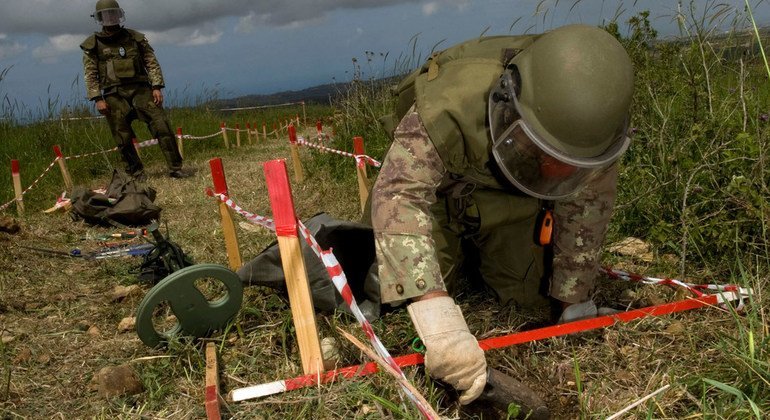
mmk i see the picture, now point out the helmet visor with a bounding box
[95,8,124,26]
[488,71,630,199]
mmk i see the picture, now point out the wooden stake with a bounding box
[337,328,439,419]
[287,125,304,183]
[11,159,24,216]
[353,136,370,213]
[52,145,73,191]
[209,158,242,271]
[264,159,323,375]
[221,122,230,149]
[176,128,184,159]
[235,123,241,148]
[302,101,307,126]
[262,123,267,143]
[246,123,253,145]
[316,120,323,138]
[205,343,223,420]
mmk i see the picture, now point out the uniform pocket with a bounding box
[112,58,136,78]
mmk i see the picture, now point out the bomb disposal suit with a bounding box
[80,0,183,177]
[371,25,634,404]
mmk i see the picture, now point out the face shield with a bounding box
[93,8,125,26]
[488,70,630,200]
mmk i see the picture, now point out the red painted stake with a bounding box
[220,122,230,149]
[11,159,24,215]
[175,128,184,159]
[353,136,369,212]
[264,159,322,374]
[316,120,322,136]
[209,158,241,270]
[52,145,73,191]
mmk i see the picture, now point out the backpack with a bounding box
[70,170,161,227]
[378,35,538,139]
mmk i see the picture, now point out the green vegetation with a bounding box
[1,3,769,419]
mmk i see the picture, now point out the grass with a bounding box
[2,3,770,419]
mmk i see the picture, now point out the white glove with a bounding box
[407,296,487,404]
[558,299,620,324]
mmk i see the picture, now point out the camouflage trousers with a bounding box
[104,84,182,175]
[432,186,552,309]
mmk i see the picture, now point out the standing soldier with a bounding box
[372,24,634,405]
[80,0,191,179]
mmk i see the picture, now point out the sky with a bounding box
[0,0,768,117]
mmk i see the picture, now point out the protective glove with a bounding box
[407,296,487,404]
[558,299,620,324]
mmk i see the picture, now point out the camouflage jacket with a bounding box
[80,28,165,101]
[371,107,618,304]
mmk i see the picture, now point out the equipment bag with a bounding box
[70,169,161,227]
[238,212,382,321]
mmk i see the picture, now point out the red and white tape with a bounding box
[296,137,381,168]
[207,191,434,417]
[601,267,750,310]
[0,158,58,211]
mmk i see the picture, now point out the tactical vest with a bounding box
[390,35,540,189]
[81,28,150,91]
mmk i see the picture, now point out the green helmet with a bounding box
[93,0,125,26]
[487,24,634,199]
[511,24,633,157]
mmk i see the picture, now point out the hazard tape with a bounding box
[206,191,434,417]
[63,146,120,159]
[296,137,381,168]
[601,267,751,311]
[0,158,58,212]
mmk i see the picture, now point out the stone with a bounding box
[90,365,144,398]
[111,285,141,302]
[118,316,136,332]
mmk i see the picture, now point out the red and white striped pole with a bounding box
[209,158,242,270]
[11,159,24,216]
[264,159,323,375]
[52,145,73,191]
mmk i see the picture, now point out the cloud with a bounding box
[144,25,223,47]
[422,0,471,16]
[0,0,431,36]
[31,34,83,62]
[0,34,26,60]
[422,2,440,16]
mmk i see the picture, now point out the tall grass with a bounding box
[1,1,768,417]
[325,3,770,417]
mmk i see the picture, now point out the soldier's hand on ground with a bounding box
[152,88,163,107]
[95,99,109,115]
[407,295,487,404]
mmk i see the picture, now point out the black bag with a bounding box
[237,212,382,321]
[70,170,161,227]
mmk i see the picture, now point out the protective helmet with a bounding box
[92,0,125,27]
[488,24,634,199]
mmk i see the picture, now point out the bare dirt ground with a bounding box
[0,137,760,419]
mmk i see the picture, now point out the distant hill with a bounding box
[208,82,352,109]
[208,75,402,110]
